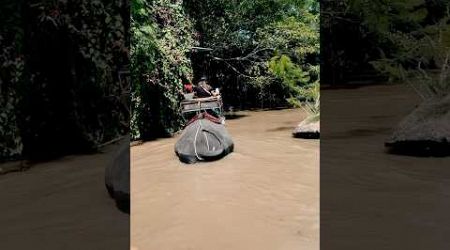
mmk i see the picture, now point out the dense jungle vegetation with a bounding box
[0,1,129,161]
[2,0,447,160]
[131,0,320,140]
[322,0,450,94]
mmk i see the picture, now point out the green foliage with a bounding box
[263,13,320,116]
[344,0,450,99]
[184,0,320,109]
[269,54,310,98]
[131,0,197,140]
[0,43,24,159]
[130,0,319,139]
[299,81,320,117]
[0,1,129,161]
[0,1,24,159]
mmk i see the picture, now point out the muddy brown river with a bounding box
[2,84,448,249]
[0,144,129,250]
[131,108,320,250]
[321,84,450,250]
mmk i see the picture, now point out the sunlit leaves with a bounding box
[131,0,197,139]
[183,0,319,110]
[269,55,310,87]
[352,0,450,98]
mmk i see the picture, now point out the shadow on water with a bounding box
[266,126,294,132]
[115,197,130,214]
[132,134,173,146]
[224,113,248,120]
[348,127,392,137]
[324,127,392,140]
[293,132,320,139]
[385,141,450,157]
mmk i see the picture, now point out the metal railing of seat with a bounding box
[180,96,224,123]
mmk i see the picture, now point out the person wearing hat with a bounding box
[195,76,219,98]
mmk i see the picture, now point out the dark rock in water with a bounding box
[105,135,130,213]
[385,95,450,156]
[175,118,234,164]
[293,115,320,139]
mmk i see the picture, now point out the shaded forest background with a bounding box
[131,0,320,141]
[322,0,450,89]
[1,0,448,160]
[0,1,129,162]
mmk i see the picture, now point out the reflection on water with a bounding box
[131,109,319,250]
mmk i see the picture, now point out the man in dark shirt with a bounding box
[195,76,214,98]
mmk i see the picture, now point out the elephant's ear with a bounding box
[197,129,225,159]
